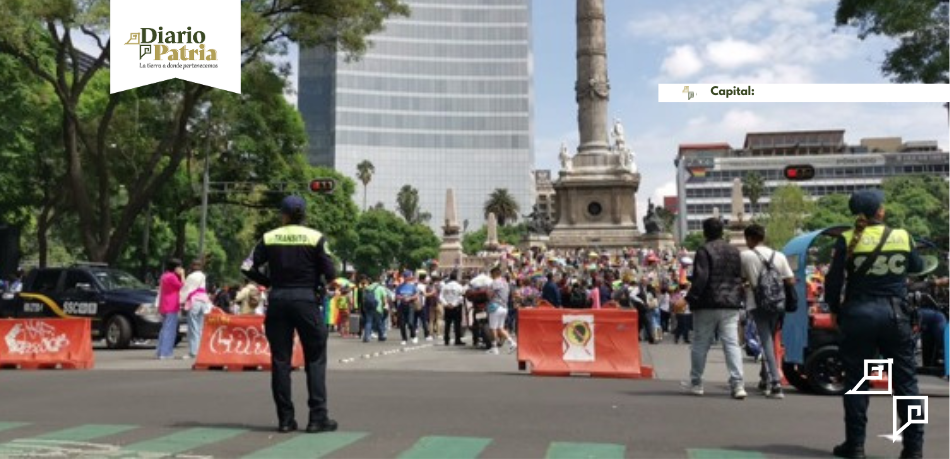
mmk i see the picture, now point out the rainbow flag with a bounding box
[689,167,707,178]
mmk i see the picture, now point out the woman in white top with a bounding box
[180,259,212,359]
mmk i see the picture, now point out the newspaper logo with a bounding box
[562,314,594,362]
[848,359,929,443]
[110,0,240,93]
[682,85,695,100]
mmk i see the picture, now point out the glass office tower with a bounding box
[298,0,533,232]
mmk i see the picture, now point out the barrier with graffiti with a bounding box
[192,312,303,371]
[0,318,94,369]
[516,308,653,379]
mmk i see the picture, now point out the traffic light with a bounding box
[783,164,815,181]
[309,179,336,193]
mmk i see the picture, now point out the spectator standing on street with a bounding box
[235,280,262,315]
[541,273,561,307]
[685,218,746,399]
[180,260,212,359]
[658,286,671,333]
[241,195,338,434]
[426,274,442,338]
[360,275,387,342]
[156,258,185,360]
[440,272,465,345]
[395,271,422,345]
[487,267,517,355]
[414,273,433,341]
[740,224,795,399]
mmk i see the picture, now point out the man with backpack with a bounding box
[360,275,388,343]
[740,224,795,399]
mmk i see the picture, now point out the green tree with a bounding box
[742,171,765,220]
[681,231,706,252]
[396,184,430,224]
[835,0,949,83]
[356,160,375,211]
[881,175,949,244]
[484,188,520,226]
[804,194,852,231]
[345,208,439,278]
[0,0,409,263]
[762,185,814,249]
[462,224,527,255]
[654,206,676,233]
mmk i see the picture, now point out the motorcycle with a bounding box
[465,287,495,350]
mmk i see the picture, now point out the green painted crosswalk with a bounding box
[0,422,29,433]
[31,424,137,442]
[0,422,788,458]
[398,436,492,459]
[546,441,626,459]
[123,427,245,455]
[243,432,367,459]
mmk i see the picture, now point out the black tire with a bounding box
[782,361,811,393]
[104,315,133,349]
[804,345,846,395]
[481,322,495,349]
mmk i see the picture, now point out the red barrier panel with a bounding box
[517,308,652,379]
[193,314,304,372]
[0,319,94,370]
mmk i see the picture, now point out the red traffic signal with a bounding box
[783,165,815,181]
[309,179,336,193]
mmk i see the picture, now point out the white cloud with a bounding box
[662,45,704,78]
[705,38,770,69]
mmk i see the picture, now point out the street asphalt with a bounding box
[0,334,947,458]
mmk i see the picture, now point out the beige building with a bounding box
[533,170,556,224]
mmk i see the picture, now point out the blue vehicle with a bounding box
[781,226,948,395]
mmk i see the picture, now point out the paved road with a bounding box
[0,337,947,458]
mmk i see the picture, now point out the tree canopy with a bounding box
[762,185,814,249]
[835,0,949,83]
[484,188,520,226]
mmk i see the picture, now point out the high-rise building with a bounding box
[675,130,949,236]
[533,170,556,224]
[298,0,533,230]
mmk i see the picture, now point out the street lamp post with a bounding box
[197,110,211,262]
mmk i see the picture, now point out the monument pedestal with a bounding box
[727,222,749,250]
[639,232,675,250]
[438,237,464,269]
[548,166,641,249]
[521,234,549,251]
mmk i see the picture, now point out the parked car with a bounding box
[0,264,184,349]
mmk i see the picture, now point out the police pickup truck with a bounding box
[0,264,183,349]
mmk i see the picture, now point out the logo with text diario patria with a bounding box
[110,0,240,94]
[125,27,218,66]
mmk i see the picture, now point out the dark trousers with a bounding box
[413,306,430,338]
[839,297,922,450]
[264,296,328,425]
[674,313,692,342]
[506,307,519,335]
[444,306,463,344]
[660,310,671,332]
[362,308,385,341]
[399,305,417,341]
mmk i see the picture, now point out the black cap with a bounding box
[848,189,884,218]
[280,195,306,215]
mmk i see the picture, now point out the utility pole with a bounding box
[197,108,211,262]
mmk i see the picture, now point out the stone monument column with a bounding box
[438,188,464,268]
[575,0,610,158]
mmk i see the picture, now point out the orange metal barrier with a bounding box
[517,308,653,379]
[193,313,304,371]
[0,319,94,369]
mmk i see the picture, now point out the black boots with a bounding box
[306,419,339,434]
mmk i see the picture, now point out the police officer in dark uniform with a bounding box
[241,196,338,434]
[825,190,924,459]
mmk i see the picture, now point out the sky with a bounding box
[285,0,950,222]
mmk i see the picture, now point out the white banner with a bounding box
[110,0,241,94]
[660,84,950,103]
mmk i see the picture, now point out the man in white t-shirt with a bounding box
[740,224,795,400]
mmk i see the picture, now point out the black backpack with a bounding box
[362,286,380,312]
[753,250,786,314]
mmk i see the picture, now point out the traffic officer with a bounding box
[825,189,924,459]
[241,195,338,434]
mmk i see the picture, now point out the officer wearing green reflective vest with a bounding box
[824,189,924,459]
[241,196,338,435]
